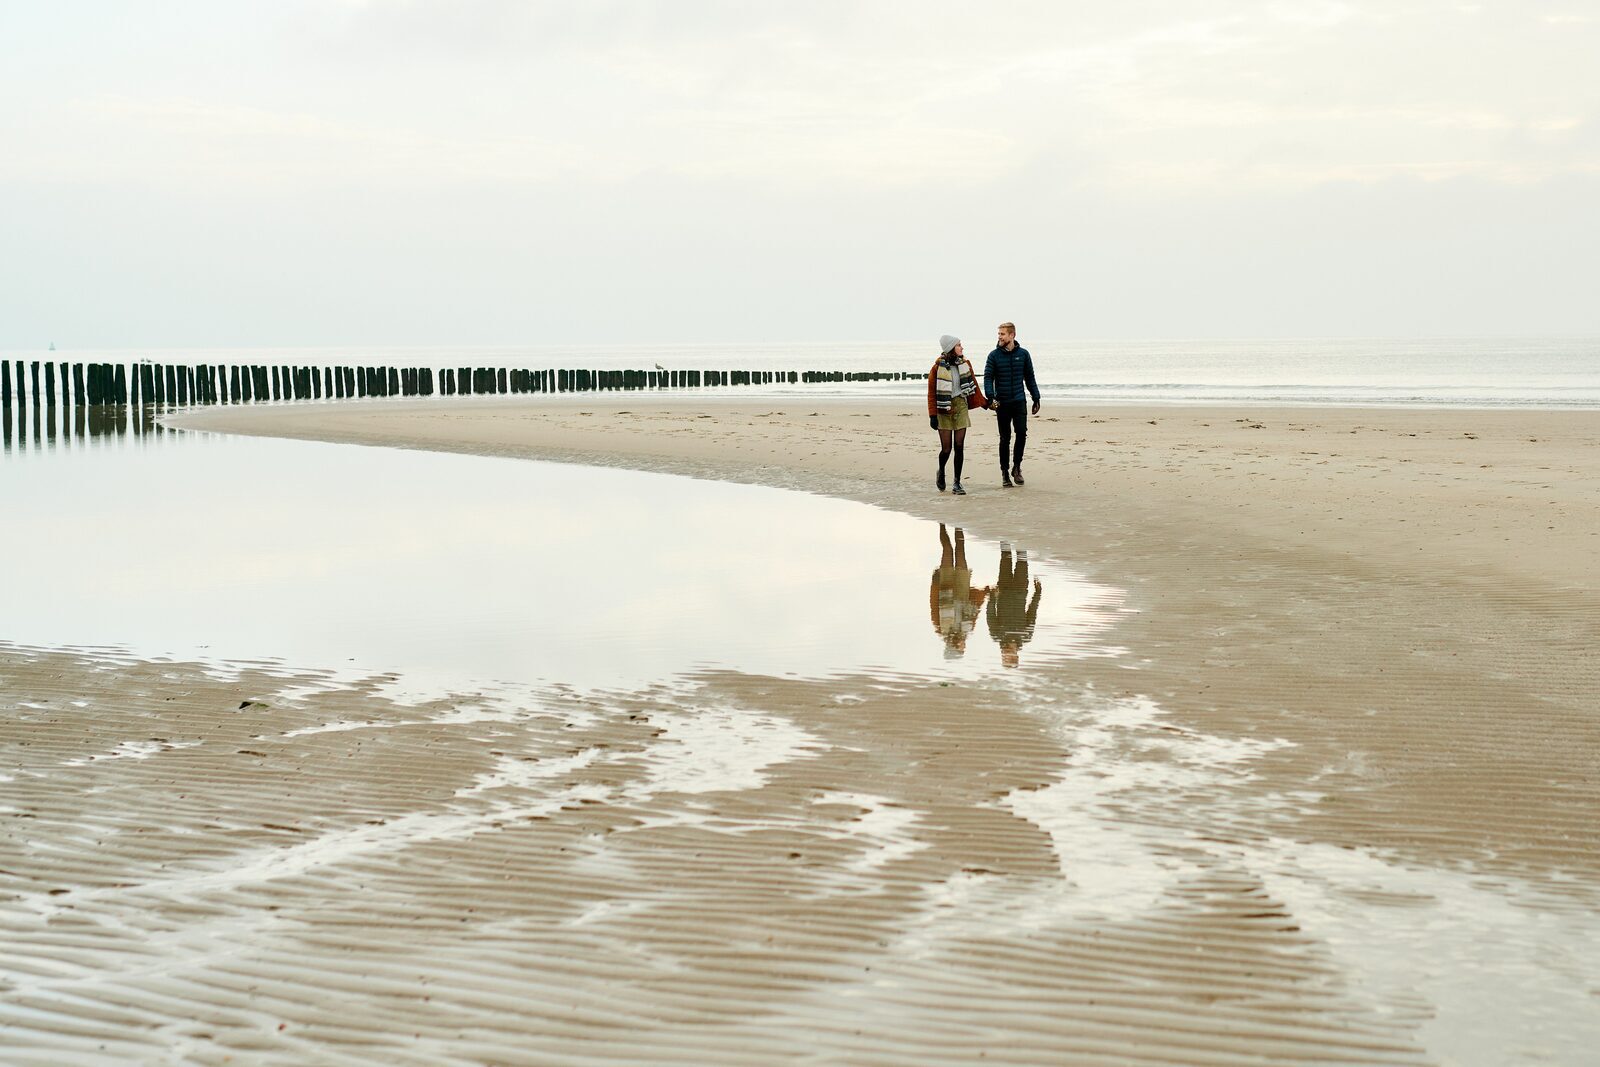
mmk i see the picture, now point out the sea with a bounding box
[5,336,1599,409]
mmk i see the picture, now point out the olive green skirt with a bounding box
[935,404,972,431]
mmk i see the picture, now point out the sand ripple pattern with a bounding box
[2,644,1597,1065]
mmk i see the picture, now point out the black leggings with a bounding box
[997,402,1028,471]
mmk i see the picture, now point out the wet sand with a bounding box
[4,398,1598,1063]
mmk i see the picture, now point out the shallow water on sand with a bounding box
[4,416,1600,1064]
[1,420,1124,695]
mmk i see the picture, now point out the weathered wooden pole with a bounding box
[43,364,55,407]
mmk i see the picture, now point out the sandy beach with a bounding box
[4,397,1597,1064]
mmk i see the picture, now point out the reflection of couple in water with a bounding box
[928,523,1042,667]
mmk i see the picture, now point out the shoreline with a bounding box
[171,396,1598,593]
[165,396,1600,879]
[3,397,1595,1062]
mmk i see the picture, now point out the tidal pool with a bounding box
[1,418,1126,695]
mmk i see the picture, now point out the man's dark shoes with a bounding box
[936,468,946,492]
[1011,466,1025,486]
[1001,472,1015,488]
[951,482,966,495]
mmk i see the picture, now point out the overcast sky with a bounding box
[2,1,1596,346]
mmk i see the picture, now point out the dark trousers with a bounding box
[997,401,1028,471]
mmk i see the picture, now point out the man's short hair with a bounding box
[997,322,1016,332]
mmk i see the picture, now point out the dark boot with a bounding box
[1011,465,1024,486]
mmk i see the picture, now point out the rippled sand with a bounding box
[4,399,1598,1063]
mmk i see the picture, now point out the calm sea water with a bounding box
[5,337,1598,408]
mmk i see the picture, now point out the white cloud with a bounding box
[0,1,1596,342]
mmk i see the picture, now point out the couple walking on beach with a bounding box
[927,322,1041,495]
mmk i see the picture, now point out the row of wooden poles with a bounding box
[1,359,918,408]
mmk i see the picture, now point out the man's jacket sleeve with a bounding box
[1025,353,1040,403]
[983,353,996,400]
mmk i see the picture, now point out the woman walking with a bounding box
[927,335,993,494]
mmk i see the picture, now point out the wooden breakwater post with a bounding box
[1,365,11,449]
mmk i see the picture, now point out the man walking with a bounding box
[983,322,1040,487]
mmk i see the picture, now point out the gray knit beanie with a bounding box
[939,334,961,355]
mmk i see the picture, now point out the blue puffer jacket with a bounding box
[984,345,1039,405]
